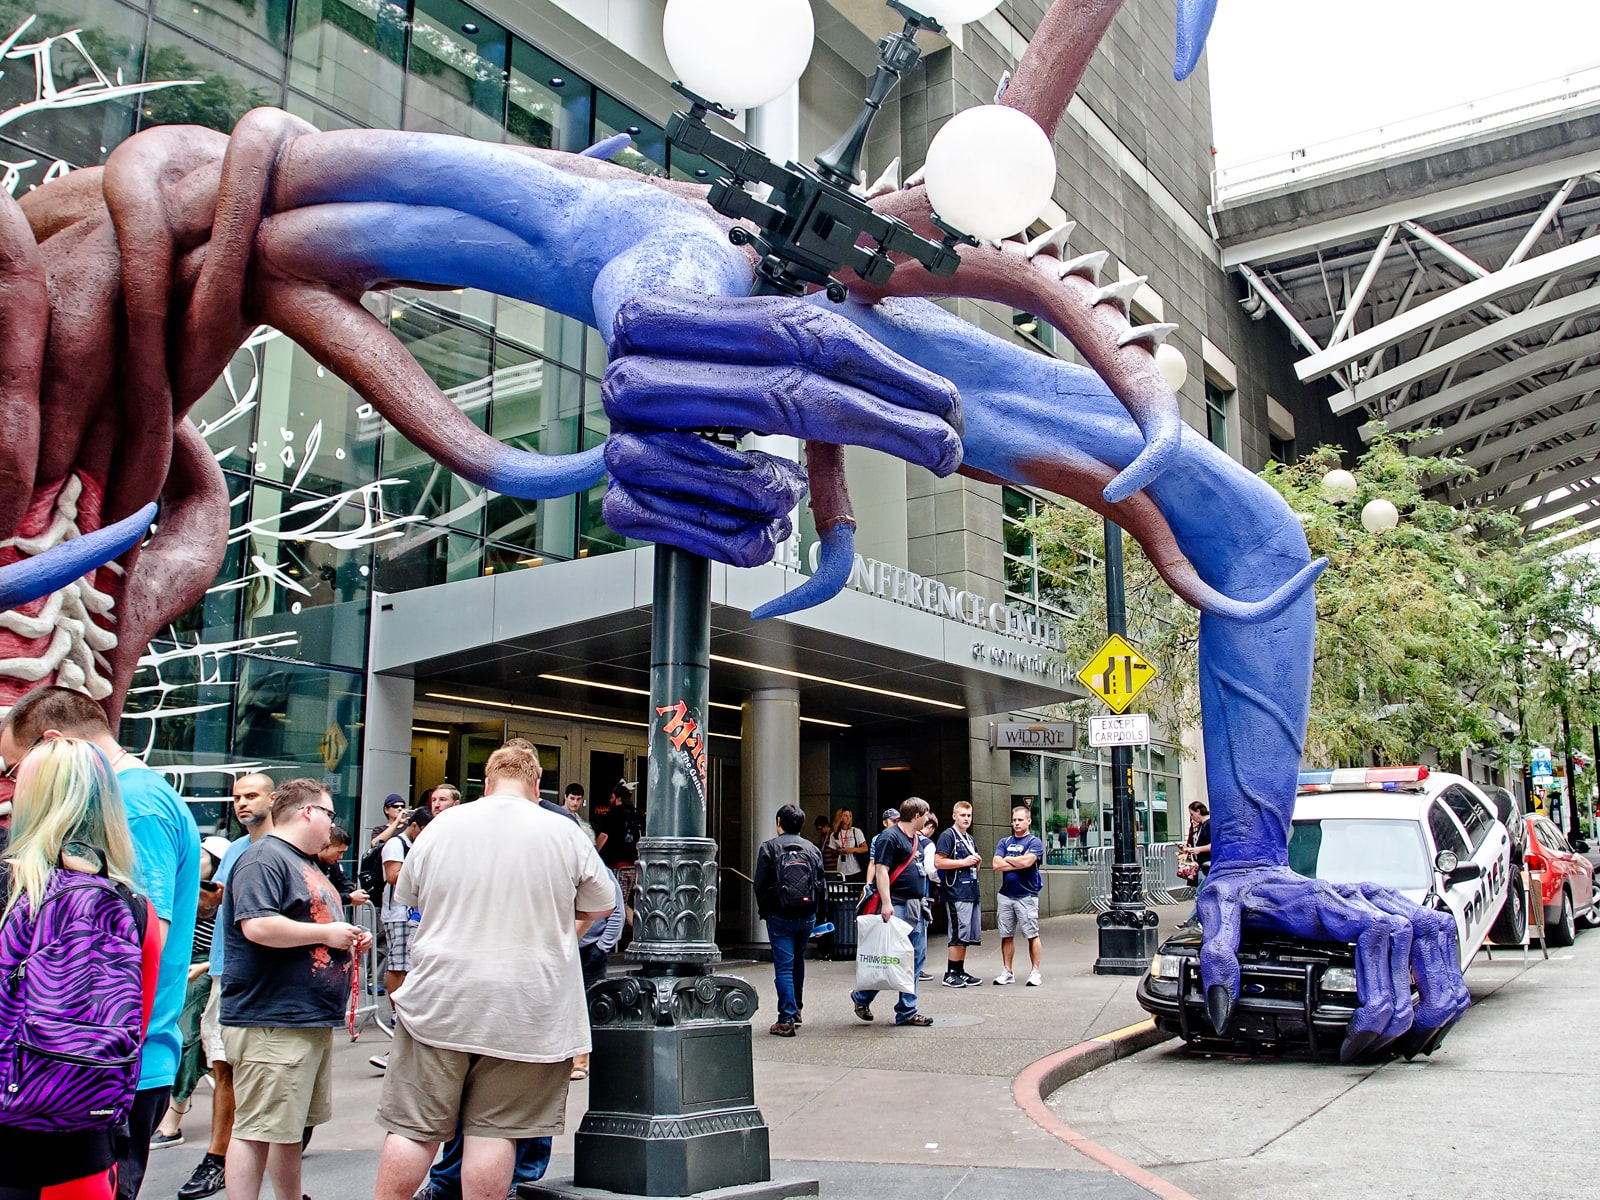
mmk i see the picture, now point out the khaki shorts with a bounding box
[997,893,1040,940]
[377,1020,572,1141]
[222,1025,335,1142]
[200,977,226,1065]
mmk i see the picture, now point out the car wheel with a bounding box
[1487,873,1527,946]
[1548,888,1577,948]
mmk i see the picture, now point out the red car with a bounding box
[1525,815,1598,947]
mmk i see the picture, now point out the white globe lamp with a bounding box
[1361,498,1400,533]
[662,0,815,111]
[922,106,1056,241]
[1154,343,1188,392]
[904,0,1004,24]
[1321,468,1358,503]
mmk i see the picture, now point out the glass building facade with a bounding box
[0,0,717,829]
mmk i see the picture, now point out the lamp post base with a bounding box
[1093,905,1160,976]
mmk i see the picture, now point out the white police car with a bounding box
[1138,766,1520,1056]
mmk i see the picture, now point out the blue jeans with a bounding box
[428,1129,551,1196]
[851,900,926,1022]
[766,913,813,1023]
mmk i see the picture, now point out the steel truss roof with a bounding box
[1221,145,1600,546]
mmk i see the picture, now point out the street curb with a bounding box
[1013,1020,1199,1200]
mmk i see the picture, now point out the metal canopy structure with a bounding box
[1213,79,1600,545]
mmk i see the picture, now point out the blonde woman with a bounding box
[0,737,162,1200]
[827,808,868,881]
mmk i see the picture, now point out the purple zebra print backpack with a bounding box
[0,862,152,1132]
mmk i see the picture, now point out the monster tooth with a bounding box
[1093,276,1147,310]
[1054,250,1110,283]
[865,156,901,198]
[1118,322,1180,348]
[904,166,927,189]
[1024,221,1076,259]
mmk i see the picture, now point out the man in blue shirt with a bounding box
[992,805,1045,987]
[0,686,201,1200]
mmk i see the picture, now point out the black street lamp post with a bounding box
[565,6,982,1196]
[1092,518,1159,975]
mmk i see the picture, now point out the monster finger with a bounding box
[601,357,962,476]
[603,434,808,519]
[610,292,963,429]
[1195,879,1244,1035]
[601,488,790,568]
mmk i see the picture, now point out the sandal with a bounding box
[570,1066,590,1081]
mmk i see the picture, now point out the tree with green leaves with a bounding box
[1026,431,1600,780]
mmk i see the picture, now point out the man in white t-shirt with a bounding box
[372,743,614,1200]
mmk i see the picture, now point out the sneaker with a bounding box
[769,1020,796,1037]
[794,1006,803,1026]
[993,970,1015,985]
[413,1184,440,1200]
[960,973,984,987]
[1026,970,1043,987]
[895,1013,934,1027]
[368,1053,388,1070]
[918,970,934,981]
[941,972,965,988]
[177,1155,227,1200]
[852,1002,874,1022]
[149,1129,184,1151]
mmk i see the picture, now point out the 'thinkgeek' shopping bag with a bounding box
[855,914,915,994]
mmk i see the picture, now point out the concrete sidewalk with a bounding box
[141,907,1191,1199]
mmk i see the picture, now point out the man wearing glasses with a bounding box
[217,777,372,1200]
[0,685,201,1200]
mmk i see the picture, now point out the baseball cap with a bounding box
[881,807,902,823]
[200,835,233,863]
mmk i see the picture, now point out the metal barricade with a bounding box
[346,901,391,1041]
[1144,841,1192,904]
[1081,846,1114,912]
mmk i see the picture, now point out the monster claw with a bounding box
[1339,1028,1381,1066]
[751,521,855,620]
[0,501,157,611]
[581,133,634,160]
[1205,984,1233,1036]
[1174,0,1220,81]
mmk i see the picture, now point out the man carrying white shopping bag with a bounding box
[851,797,932,1027]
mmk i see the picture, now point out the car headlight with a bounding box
[1148,953,1185,980]
[1321,967,1357,994]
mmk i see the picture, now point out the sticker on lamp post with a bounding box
[1089,714,1150,748]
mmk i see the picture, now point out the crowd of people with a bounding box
[756,798,1046,1034]
[0,685,617,1200]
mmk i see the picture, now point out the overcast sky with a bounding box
[1205,0,1600,168]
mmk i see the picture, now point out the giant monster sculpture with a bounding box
[0,0,1468,1061]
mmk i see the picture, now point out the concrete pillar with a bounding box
[741,686,800,945]
[363,672,416,831]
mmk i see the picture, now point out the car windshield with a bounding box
[1289,819,1432,891]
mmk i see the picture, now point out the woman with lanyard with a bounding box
[934,801,985,988]
[826,808,867,882]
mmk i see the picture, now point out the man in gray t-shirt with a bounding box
[382,807,431,998]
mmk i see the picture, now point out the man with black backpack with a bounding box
[752,804,825,1037]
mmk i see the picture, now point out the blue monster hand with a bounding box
[600,290,963,581]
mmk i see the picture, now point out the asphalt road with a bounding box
[1051,931,1595,1200]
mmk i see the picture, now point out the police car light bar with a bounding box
[1296,766,1430,793]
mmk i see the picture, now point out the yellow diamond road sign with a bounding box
[1077,635,1158,714]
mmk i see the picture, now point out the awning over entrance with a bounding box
[373,548,1078,730]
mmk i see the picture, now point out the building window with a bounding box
[1204,379,1230,453]
[1002,488,1081,625]
[1012,310,1057,355]
[1269,432,1297,465]
[1010,744,1181,865]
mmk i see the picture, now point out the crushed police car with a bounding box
[1137,767,1519,1057]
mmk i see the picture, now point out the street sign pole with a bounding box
[1094,519,1160,975]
